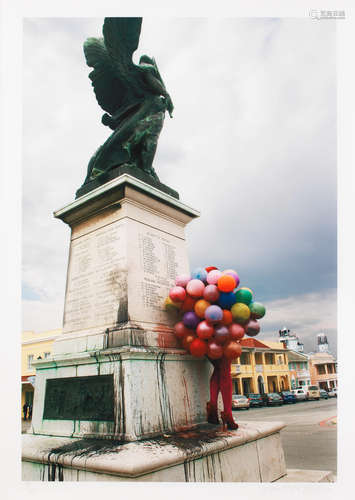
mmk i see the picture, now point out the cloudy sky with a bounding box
[22,16,337,355]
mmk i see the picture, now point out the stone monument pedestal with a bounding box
[29,174,215,442]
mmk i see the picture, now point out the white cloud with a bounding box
[22,299,64,333]
[259,288,337,354]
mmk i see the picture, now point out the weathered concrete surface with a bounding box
[22,421,287,482]
[276,469,335,482]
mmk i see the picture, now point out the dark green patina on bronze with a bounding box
[43,375,114,421]
[77,17,175,198]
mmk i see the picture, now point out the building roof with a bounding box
[287,349,309,362]
[241,338,273,349]
[22,329,63,344]
[308,351,336,364]
[260,340,287,351]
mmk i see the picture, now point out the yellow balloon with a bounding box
[231,302,250,324]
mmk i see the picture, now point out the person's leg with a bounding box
[207,358,220,424]
[219,358,238,430]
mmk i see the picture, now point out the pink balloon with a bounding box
[186,279,205,298]
[206,270,223,285]
[175,274,191,287]
[229,323,245,340]
[203,284,220,303]
[207,340,224,359]
[213,325,230,345]
[245,319,260,337]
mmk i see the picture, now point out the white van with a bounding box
[304,385,320,400]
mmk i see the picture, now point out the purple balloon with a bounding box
[205,304,223,324]
[183,311,200,329]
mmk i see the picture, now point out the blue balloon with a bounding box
[218,292,237,309]
[191,267,208,282]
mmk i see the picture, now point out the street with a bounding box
[233,398,337,474]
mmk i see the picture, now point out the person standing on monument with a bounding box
[206,357,238,430]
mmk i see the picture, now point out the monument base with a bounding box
[22,421,287,482]
[30,346,211,442]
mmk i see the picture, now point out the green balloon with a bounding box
[249,301,266,319]
[234,287,253,305]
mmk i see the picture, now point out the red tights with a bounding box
[209,357,233,415]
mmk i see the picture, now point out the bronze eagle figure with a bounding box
[81,18,173,187]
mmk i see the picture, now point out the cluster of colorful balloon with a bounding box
[164,266,266,360]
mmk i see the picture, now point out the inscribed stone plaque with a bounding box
[127,220,189,324]
[63,221,127,332]
[43,375,114,421]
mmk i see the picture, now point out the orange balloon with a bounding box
[194,299,211,318]
[223,340,242,360]
[182,333,196,350]
[217,274,236,293]
[221,309,233,326]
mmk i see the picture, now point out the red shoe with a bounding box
[221,411,238,431]
[206,402,219,424]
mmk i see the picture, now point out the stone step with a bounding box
[275,468,336,482]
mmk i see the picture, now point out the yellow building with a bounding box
[231,338,291,395]
[21,329,63,415]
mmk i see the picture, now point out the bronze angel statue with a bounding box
[81,17,173,186]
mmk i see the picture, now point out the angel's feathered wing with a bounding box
[83,17,143,116]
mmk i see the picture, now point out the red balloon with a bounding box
[181,295,197,312]
[189,338,208,357]
[169,286,186,302]
[214,325,230,345]
[207,340,224,359]
[174,322,194,339]
[205,266,218,273]
[224,340,242,360]
[228,323,245,341]
[182,333,196,350]
[196,320,215,339]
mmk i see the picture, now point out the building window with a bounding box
[265,353,274,365]
[255,352,263,364]
[317,365,326,375]
[27,354,34,369]
[240,352,251,365]
[44,352,50,359]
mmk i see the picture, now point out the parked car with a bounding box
[306,385,320,400]
[232,394,250,410]
[328,387,337,398]
[320,389,329,399]
[279,390,296,404]
[246,393,264,408]
[291,388,307,401]
[263,393,283,406]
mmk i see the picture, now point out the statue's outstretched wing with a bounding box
[84,17,143,116]
[102,17,141,68]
